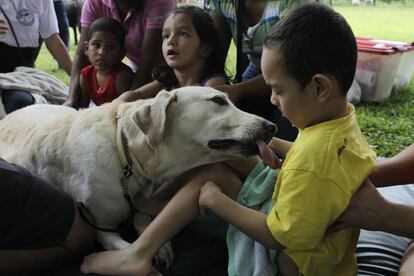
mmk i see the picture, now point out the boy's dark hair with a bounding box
[153,5,228,90]
[88,17,126,48]
[264,3,357,95]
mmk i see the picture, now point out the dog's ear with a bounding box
[132,90,177,147]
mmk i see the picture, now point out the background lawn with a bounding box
[35,3,414,157]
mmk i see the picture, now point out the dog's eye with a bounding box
[210,96,228,106]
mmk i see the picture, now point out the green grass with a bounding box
[334,5,414,157]
[36,4,414,157]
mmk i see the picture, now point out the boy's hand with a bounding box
[257,140,283,169]
[199,181,222,216]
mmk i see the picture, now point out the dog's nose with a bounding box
[262,120,277,134]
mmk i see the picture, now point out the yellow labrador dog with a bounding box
[0,87,276,250]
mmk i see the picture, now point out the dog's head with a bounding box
[121,86,277,181]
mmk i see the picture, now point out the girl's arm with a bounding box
[199,181,284,250]
[130,29,162,90]
[116,80,164,103]
[116,67,134,96]
[44,33,72,75]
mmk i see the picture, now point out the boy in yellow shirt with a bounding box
[79,3,375,276]
[205,3,376,275]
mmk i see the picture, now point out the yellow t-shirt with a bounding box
[267,103,376,276]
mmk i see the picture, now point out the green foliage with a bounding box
[356,82,414,157]
[334,4,414,156]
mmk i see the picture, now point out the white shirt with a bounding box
[0,0,58,48]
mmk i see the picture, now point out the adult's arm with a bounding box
[370,144,414,187]
[116,67,134,96]
[44,33,72,75]
[210,13,231,57]
[215,74,271,103]
[63,27,90,109]
[130,29,162,90]
[336,179,414,239]
[209,12,271,102]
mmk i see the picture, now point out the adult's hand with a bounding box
[0,17,9,36]
[331,179,388,231]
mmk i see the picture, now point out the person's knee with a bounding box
[1,90,34,114]
[63,203,96,256]
[399,242,414,276]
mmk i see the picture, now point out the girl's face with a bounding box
[84,31,125,73]
[162,13,209,71]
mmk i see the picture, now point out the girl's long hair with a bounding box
[153,6,228,90]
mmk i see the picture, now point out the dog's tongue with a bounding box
[256,140,278,169]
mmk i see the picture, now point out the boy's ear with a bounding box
[311,74,332,102]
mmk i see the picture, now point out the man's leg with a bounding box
[0,159,95,274]
[0,201,95,273]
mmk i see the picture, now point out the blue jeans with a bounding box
[1,90,35,114]
[242,63,262,81]
[53,0,70,49]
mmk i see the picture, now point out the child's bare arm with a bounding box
[116,67,134,96]
[204,76,227,87]
[116,80,164,102]
[269,137,293,158]
[199,181,284,250]
[78,74,91,108]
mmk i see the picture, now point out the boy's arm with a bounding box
[199,182,285,250]
[78,73,91,108]
[269,137,293,158]
[64,28,90,109]
[116,67,135,96]
[116,80,164,103]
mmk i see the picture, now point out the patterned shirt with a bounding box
[207,0,310,67]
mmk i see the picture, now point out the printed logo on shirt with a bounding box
[17,9,35,26]
[154,15,164,22]
[337,137,348,164]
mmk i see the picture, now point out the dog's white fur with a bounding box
[0,87,275,250]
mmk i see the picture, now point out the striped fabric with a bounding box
[356,183,414,276]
